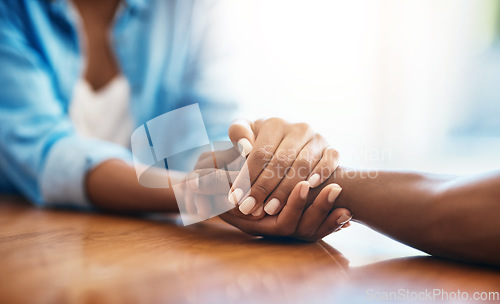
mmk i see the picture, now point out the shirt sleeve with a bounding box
[0,8,132,208]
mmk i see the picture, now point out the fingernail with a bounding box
[229,188,244,205]
[337,213,352,225]
[239,196,256,215]
[307,173,321,188]
[264,198,280,215]
[237,138,253,157]
[328,184,342,203]
[187,173,199,190]
[300,182,310,200]
[252,205,263,216]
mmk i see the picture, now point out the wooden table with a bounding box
[1,196,499,304]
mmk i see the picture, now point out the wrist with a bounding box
[327,166,358,219]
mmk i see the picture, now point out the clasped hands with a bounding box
[184,118,352,242]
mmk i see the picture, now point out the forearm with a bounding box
[325,166,500,265]
[85,159,179,213]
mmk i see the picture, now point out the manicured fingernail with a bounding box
[188,173,199,190]
[337,213,352,225]
[307,173,321,188]
[264,198,280,215]
[237,138,253,156]
[328,184,342,203]
[300,182,310,200]
[239,196,256,215]
[229,188,244,205]
[252,205,263,216]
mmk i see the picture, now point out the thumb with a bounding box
[228,119,255,157]
[187,168,240,195]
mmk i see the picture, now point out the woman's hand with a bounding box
[228,118,340,217]
[181,147,245,220]
[220,181,351,242]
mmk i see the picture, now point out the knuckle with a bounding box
[311,133,328,146]
[200,175,216,190]
[201,170,227,189]
[326,147,340,160]
[267,117,285,125]
[215,170,229,184]
[274,151,294,168]
[292,122,310,131]
[254,118,265,125]
[254,145,273,162]
[295,156,314,170]
[312,132,324,141]
[291,123,314,137]
[253,182,270,197]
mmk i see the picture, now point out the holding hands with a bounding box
[187,117,351,241]
[221,181,351,242]
[227,118,340,216]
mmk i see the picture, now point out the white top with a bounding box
[69,76,134,148]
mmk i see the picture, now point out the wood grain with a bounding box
[0,196,499,304]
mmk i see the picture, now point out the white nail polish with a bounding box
[188,173,199,190]
[307,173,321,188]
[239,196,256,215]
[252,206,263,216]
[337,214,352,225]
[228,188,244,205]
[300,182,310,200]
[328,184,342,203]
[237,138,253,157]
[264,198,280,215]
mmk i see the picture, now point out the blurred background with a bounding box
[224,0,500,175]
[218,0,500,265]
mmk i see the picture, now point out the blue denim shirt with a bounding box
[0,0,238,207]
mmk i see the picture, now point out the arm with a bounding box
[327,167,500,266]
[85,160,179,213]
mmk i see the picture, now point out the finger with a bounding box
[188,169,239,195]
[194,148,244,171]
[213,147,247,173]
[230,120,287,212]
[225,196,264,221]
[194,149,216,170]
[250,204,264,218]
[219,212,256,234]
[212,194,234,213]
[228,119,255,156]
[238,123,314,214]
[294,184,342,238]
[311,208,352,241]
[184,182,197,215]
[219,211,277,236]
[194,194,212,219]
[306,147,340,188]
[274,181,310,235]
[263,135,325,215]
[342,221,351,228]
